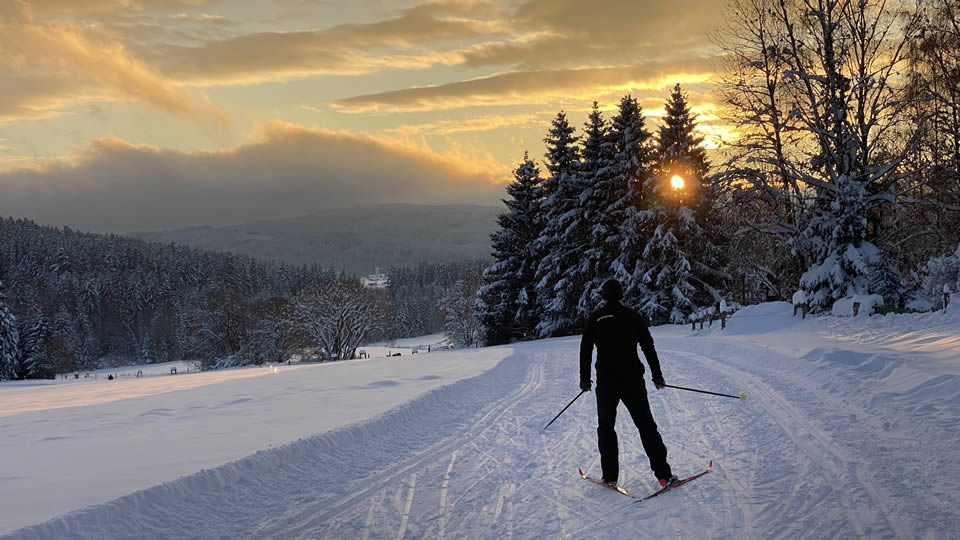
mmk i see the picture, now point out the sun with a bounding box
[670,175,685,189]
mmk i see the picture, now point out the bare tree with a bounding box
[294,280,387,361]
[440,278,483,348]
[715,0,927,308]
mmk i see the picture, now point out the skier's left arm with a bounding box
[637,317,665,389]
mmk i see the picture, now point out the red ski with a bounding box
[639,461,713,501]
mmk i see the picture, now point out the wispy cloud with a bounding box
[0,3,227,123]
[24,0,219,18]
[386,113,546,136]
[332,60,715,113]
[146,2,502,85]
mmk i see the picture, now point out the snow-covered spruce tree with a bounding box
[476,153,542,345]
[533,111,583,337]
[610,95,657,307]
[639,85,724,324]
[577,102,621,317]
[869,247,907,307]
[0,281,21,380]
[20,315,53,379]
[659,84,710,189]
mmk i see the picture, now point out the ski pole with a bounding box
[541,390,586,432]
[663,384,746,400]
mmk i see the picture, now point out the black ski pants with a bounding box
[596,381,672,482]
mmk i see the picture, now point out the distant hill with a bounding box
[128,204,499,275]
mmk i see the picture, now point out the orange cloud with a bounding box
[332,60,716,113]
[386,113,547,135]
[146,2,502,85]
[25,0,217,18]
[0,2,226,123]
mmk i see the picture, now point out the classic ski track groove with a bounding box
[250,355,546,538]
[663,351,754,532]
[395,473,416,540]
[437,449,458,539]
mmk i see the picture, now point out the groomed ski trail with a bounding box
[6,332,959,539]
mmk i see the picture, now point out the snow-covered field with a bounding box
[2,304,959,539]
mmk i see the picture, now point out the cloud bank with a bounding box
[0,123,504,232]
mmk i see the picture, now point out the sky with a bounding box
[0,0,727,232]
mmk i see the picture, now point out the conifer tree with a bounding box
[534,111,584,336]
[20,315,53,379]
[578,102,620,316]
[0,281,21,380]
[658,84,710,189]
[476,153,543,344]
[640,85,724,323]
[609,95,657,306]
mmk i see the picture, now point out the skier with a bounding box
[580,278,678,488]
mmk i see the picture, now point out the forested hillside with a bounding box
[0,218,487,380]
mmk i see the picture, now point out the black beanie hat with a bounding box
[600,279,623,302]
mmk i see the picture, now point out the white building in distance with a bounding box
[361,267,389,289]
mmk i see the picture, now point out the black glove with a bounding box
[652,376,665,390]
[580,380,592,392]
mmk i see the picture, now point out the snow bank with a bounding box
[830,294,884,317]
[947,293,960,314]
[712,301,796,335]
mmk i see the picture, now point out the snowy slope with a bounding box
[3,306,959,539]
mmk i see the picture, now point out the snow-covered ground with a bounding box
[3,306,959,539]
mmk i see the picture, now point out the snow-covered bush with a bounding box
[918,245,960,310]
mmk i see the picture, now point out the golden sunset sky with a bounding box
[0,0,725,232]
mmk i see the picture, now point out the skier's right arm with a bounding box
[579,316,596,391]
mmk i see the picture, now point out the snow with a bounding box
[0,345,511,536]
[792,290,807,305]
[3,312,960,539]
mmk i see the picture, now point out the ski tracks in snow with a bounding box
[9,335,959,539]
[664,341,958,540]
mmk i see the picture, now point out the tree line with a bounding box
[477,0,960,344]
[0,217,486,380]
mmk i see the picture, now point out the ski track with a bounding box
[6,334,960,539]
[664,340,960,540]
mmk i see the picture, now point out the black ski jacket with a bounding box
[579,301,663,387]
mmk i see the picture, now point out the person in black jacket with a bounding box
[580,278,678,487]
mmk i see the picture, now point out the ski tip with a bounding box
[578,468,585,477]
[708,460,713,470]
